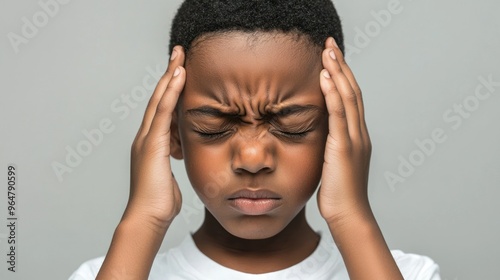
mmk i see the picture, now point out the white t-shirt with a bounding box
[69,234,441,280]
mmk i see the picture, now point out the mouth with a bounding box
[228,189,283,215]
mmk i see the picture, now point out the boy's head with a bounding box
[169,0,344,58]
[168,0,343,240]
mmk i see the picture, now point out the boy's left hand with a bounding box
[317,37,373,225]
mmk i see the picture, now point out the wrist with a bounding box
[324,207,376,235]
[97,210,171,279]
[120,208,173,235]
[326,210,403,279]
[322,201,374,225]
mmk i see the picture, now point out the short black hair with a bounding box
[169,0,344,56]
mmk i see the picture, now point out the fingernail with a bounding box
[329,50,336,60]
[173,67,181,77]
[170,49,178,61]
[322,70,331,79]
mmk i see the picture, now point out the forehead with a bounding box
[183,31,323,106]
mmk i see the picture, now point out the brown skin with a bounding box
[178,32,326,272]
[96,32,404,279]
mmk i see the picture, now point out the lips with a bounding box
[228,189,282,200]
[228,189,283,215]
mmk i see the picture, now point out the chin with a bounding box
[220,215,290,240]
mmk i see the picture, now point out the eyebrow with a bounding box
[186,106,240,118]
[186,104,321,118]
[274,104,321,117]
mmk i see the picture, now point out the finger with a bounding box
[327,37,368,140]
[137,46,185,138]
[320,69,350,147]
[147,66,185,143]
[325,38,365,118]
[322,47,362,140]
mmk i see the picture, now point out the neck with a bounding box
[192,208,320,273]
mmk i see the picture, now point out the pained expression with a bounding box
[174,32,328,239]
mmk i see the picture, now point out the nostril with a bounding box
[233,166,273,175]
[231,137,276,174]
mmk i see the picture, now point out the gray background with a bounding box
[0,0,498,279]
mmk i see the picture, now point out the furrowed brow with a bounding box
[274,105,322,117]
[186,104,322,119]
[186,106,240,118]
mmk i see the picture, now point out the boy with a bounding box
[70,1,440,279]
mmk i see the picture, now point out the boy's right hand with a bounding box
[124,46,186,229]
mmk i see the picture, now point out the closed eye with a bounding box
[269,117,315,140]
[272,129,312,139]
[194,130,231,140]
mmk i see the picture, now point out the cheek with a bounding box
[179,118,328,203]
[278,137,326,199]
[181,135,230,200]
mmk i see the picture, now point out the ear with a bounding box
[170,109,183,160]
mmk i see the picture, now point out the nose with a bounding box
[231,136,276,174]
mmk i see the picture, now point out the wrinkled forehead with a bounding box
[186,30,321,63]
[182,31,323,109]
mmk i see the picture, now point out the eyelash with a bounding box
[194,129,311,140]
[275,130,311,139]
[195,130,231,140]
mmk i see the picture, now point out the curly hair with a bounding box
[169,0,344,56]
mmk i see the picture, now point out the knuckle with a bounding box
[155,103,168,114]
[327,135,352,154]
[142,135,160,151]
[343,90,358,104]
[332,105,346,118]
[143,136,171,156]
[155,99,173,115]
